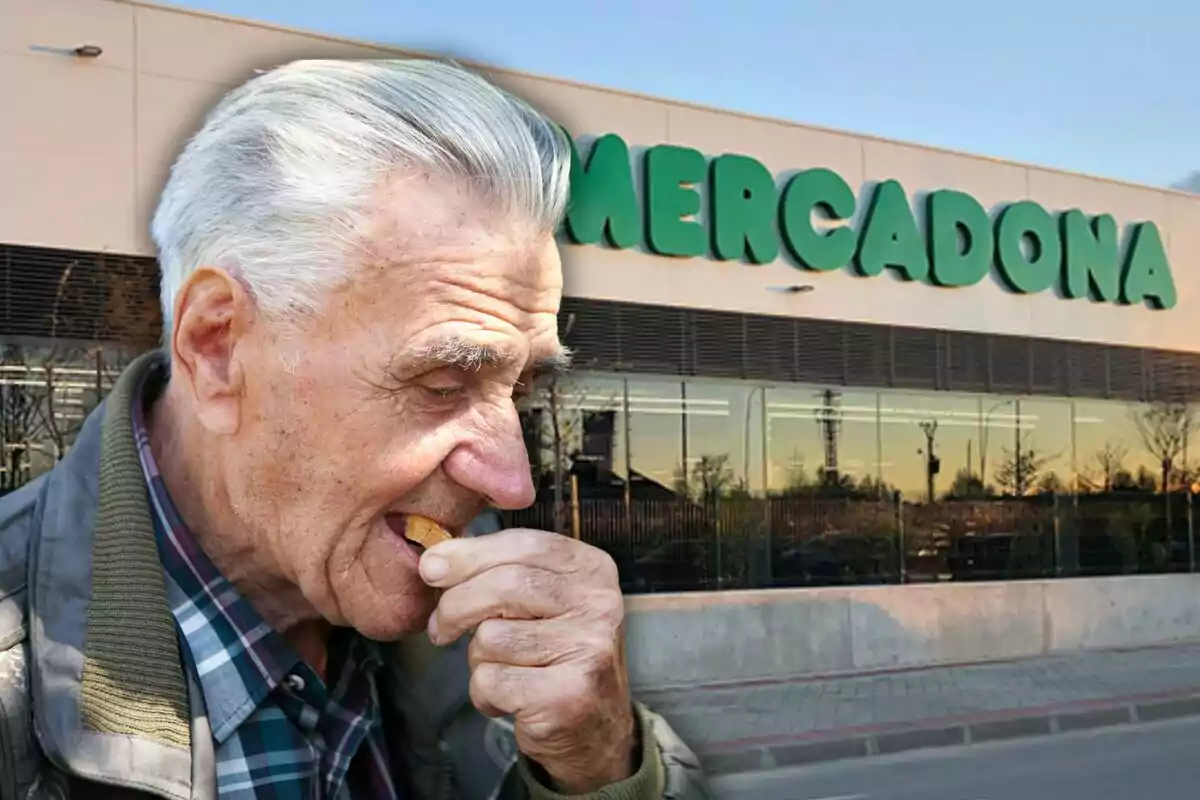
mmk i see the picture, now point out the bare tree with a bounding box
[994,440,1052,496]
[1131,403,1195,493]
[692,454,734,505]
[1090,442,1130,493]
[0,352,43,491]
[542,369,574,534]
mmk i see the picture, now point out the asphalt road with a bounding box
[711,716,1200,800]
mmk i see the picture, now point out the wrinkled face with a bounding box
[170,173,566,640]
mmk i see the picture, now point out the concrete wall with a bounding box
[623,575,1200,689]
[2,0,1198,354]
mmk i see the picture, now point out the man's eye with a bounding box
[421,385,464,402]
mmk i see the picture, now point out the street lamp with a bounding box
[984,400,1012,489]
[980,399,1027,494]
[743,386,765,487]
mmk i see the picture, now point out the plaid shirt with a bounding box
[132,363,401,799]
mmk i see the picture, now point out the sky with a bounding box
[163,0,1196,190]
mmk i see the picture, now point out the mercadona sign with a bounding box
[561,133,1177,311]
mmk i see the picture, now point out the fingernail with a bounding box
[427,613,440,643]
[421,554,449,582]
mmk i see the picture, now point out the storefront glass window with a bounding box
[879,392,981,503]
[625,377,687,499]
[979,397,1074,496]
[1071,399,1195,575]
[517,372,626,498]
[504,370,1200,592]
[684,380,765,498]
[0,340,131,493]
[765,386,881,496]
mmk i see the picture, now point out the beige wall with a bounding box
[2,0,1196,354]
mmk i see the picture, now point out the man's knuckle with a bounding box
[588,589,624,627]
[471,661,502,695]
[582,631,617,662]
[514,528,546,553]
[474,618,506,652]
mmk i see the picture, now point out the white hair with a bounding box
[150,58,572,336]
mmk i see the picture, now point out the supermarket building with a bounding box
[5,0,1200,684]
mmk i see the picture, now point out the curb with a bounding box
[634,640,1200,697]
[694,689,1200,776]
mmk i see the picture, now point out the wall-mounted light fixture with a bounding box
[767,284,815,295]
[28,43,103,58]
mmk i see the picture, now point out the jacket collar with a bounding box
[29,350,200,799]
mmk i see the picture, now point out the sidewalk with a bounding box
[640,641,1200,775]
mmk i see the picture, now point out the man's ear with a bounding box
[168,267,256,435]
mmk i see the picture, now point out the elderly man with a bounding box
[0,59,708,799]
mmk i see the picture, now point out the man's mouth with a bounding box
[385,513,454,553]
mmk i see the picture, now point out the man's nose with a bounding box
[442,403,536,510]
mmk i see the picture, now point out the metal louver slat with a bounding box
[947,331,989,393]
[621,302,686,374]
[1068,342,1109,397]
[1031,339,1070,395]
[1106,347,1145,401]
[1147,350,1189,404]
[891,326,938,389]
[989,335,1031,393]
[689,308,745,379]
[744,315,794,382]
[559,297,620,371]
[844,322,890,390]
[795,318,845,385]
[1,244,160,346]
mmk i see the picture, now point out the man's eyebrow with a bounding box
[414,337,517,371]
[390,337,572,377]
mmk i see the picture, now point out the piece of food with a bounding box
[404,514,451,549]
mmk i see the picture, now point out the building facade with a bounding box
[4,0,1199,593]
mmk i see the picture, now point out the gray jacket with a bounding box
[0,352,710,799]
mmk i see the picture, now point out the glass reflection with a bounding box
[766,387,881,496]
[503,368,1200,592]
[880,392,981,502]
[685,381,765,497]
[979,398,1073,497]
[1,341,130,493]
[625,377,687,499]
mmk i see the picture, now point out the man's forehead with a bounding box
[365,171,546,259]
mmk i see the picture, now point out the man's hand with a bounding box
[419,529,637,793]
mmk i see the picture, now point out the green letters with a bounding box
[560,132,1176,311]
[1061,210,1120,302]
[709,154,778,264]
[854,180,929,281]
[779,168,856,272]
[562,133,640,249]
[994,201,1060,294]
[1120,222,1176,309]
[644,144,707,257]
[927,190,992,287]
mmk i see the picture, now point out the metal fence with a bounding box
[504,493,1197,594]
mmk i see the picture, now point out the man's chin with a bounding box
[342,593,437,642]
